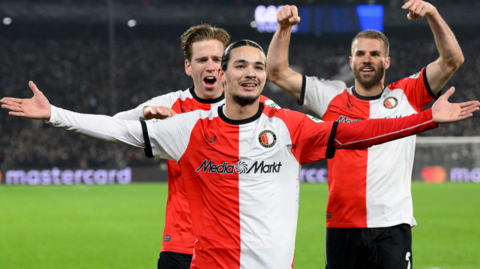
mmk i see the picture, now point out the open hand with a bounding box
[143,106,176,119]
[277,5,301,28]
[1,81,51,120]
[402,0,437,20]
[432,87,480,124]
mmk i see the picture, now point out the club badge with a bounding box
[383,97,398,109]
[258,130,277,148]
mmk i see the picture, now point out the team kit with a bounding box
[1,1,476,269]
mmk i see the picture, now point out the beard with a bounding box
[232,93,260,106]
[353,64,385,89]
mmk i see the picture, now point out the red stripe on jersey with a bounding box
[388,68,434,113]
[179,117,241,269]
[161,98,213,254]
[323,90,370,227]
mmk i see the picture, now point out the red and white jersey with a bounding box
[300,68,438,228]
[48,101,437,268]
[114,87,277,255]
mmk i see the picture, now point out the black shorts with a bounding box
[157,251,192,269]
[325,224,412,269]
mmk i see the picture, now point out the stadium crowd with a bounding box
[1,34,479,169]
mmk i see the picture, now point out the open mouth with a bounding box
[203,76,217,88]
[360,67,374,74]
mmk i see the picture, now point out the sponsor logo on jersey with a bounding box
[307,115,322,123]
[337,115,361,123]
[264,100,281,109]
[195,159,282,175]
[383,96,398,109]
[204,134,217,143]
[258,130,277,148]
[236,160,283,174]
[195,160,236,174]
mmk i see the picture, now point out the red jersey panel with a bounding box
[301,68,438,228]
[114,87,277,254]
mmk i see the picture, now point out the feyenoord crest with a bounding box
[258,130,277,148]
[383,97,398,109]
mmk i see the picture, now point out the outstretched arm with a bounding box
[114,105,176,120]
[1,81,145,147]
[332,87,479,151]
[402,0,464,94]
[266,5,303,99]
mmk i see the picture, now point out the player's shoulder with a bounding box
[386,68,426,90]
[304,75,348,91]
[259,95,281,109]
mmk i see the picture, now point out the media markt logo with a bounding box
[196,159,282,175]
[235,160,282,174]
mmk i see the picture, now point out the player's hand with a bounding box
[143,106,176,119]
[402,0,437,20]
[0,81,52,120]
[277,5,301,28]
[432,87,480,124]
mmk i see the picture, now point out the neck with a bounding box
[193,86,223,100]
[224,96,260,120]
[354,80,385,97]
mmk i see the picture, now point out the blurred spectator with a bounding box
[1,33,479,170]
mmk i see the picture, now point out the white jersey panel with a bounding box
[145,109,215,161]
[366,88,418,227]
[238,114,298,269]
[303,76,348,116]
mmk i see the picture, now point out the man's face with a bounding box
[219,46,266,106]
[350,37,390,89]
[185,39,225,99]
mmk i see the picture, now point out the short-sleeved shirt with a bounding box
[299,68,438,228]
[114,87,278,254]
[141,103,336,269]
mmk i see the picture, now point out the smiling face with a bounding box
[219,45,266,106]
[350,37,390,90]
[185,39,225,99]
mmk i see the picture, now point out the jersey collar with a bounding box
[189,86,225,104]
[218,102,264,125]
[352,87,384,101]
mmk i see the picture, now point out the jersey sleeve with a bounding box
[48,105,146,147]
[387,67,438,112]
[142,112,200,161]
[298,76,348,117]
[113,90,184,120]
[332,108,438,152]
[281,110,336,165]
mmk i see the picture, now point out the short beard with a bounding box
[353,64,385,90]
[232,93,260,106]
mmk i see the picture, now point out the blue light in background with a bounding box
[356,5,384,32]
[295,6,311,34]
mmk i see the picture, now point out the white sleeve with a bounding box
[299,76,348,117]
[113,91,182,121]
[48,105,145,148]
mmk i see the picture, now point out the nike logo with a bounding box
[204,134,216,143]
[181,108,194,113]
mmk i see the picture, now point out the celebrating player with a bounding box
[2,40,478,269]
[113,24,276,269]
[266,1,464,268]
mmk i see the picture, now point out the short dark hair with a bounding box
[351,30,390,57]
[180,24,231,62]
[221,39,265,71]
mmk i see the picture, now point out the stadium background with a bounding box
[1,1,479,268]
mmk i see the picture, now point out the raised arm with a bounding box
[266,5,303,99]
[402,0,464,94]
[332,87,478,151]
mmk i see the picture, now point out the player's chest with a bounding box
[323,91,416,122]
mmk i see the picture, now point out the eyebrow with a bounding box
[356,50,381,54]
[233,59,265,66]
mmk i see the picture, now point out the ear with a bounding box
[218,68,226,83]
[349,56,353,69]
[384,56,391,70]
[185,59,192,76]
